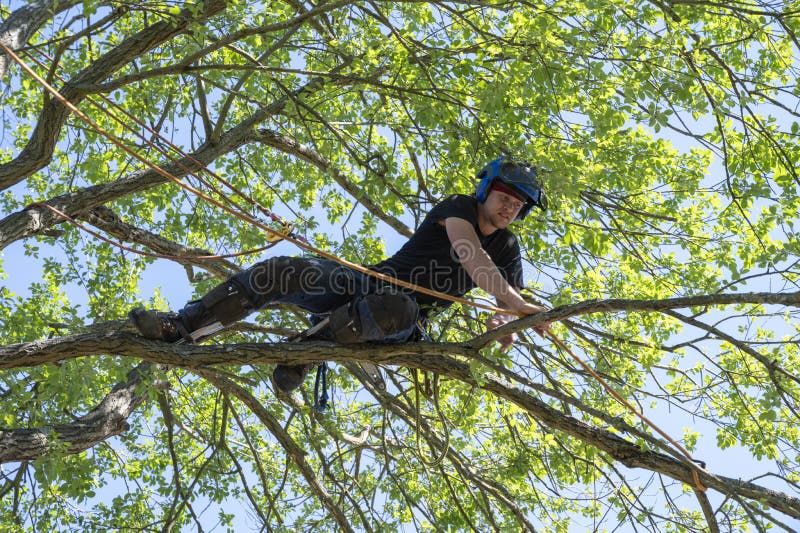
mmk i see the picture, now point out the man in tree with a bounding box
[129,156,549,393]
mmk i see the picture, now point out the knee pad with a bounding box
[328,292,419,343]
[198,279,253,326]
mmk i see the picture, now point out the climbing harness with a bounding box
[288,316,386,409]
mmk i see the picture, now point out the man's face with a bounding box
[480,188,525,230]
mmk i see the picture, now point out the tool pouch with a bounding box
[328,291,419,344]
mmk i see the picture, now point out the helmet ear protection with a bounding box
[475,157,504,203]
[476,156,548,220]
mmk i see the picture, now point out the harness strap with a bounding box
[314,362,329,412]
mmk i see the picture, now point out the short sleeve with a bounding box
[426,195,478,226]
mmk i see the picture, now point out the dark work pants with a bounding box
[230,256,419,342]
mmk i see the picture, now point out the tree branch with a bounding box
[0,0,80,78]
[0,64,350,250]
[254,127,413,237]
[1,320,799,518]
[473,291,800,347]
[0,362,159,463]
[79,205,239,279]
[0,0,229,190]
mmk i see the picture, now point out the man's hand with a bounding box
[486,313,517,352]
[494,301,552,344]
[510,302,548,316]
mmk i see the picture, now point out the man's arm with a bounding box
[444,217,548,350]
[443,217,544,315]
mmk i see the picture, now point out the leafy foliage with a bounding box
[1,0,799,531]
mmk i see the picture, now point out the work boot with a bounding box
[129,307,187,343]
[130,276,256,344]
[272,363,314,393]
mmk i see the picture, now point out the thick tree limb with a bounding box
[0,362,157,463]
[4,292,798,370]
[0,331,474,370]
[0,0,80,78]
[473,291,800,347]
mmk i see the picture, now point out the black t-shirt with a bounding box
[371,194,524,315]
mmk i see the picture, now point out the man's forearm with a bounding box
[445,217,528,308]
[457,244,526,307]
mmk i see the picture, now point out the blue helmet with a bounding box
[475,156,548,220]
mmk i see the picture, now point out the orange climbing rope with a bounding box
[1,40,511,315]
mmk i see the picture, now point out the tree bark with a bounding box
[0,362,157,463]
[0,0,80,78]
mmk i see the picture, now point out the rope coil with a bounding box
[412,369,450,467]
